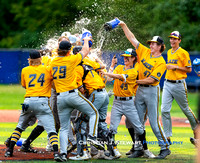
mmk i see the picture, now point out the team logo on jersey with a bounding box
[157,72,161,77]
[141,59,153,70]
[168,59,178,64]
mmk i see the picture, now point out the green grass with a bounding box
[0,84,198,118]
[0,84,25,110]
[0,123,196,162]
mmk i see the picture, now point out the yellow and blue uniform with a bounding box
[134,43,169,150]
[161,47,198,138]
[21,65,52,98]
[110,64,144,137]
[50,52,99,154]
[9,63,59,156]
[165,47,191,80]
[136,43,166,86]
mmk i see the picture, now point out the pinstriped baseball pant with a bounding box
[135,85,169,150]
[57,89,99,154]
[161,80,198,138]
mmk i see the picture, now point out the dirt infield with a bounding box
[0,110,191,127]
[0,144,54,161]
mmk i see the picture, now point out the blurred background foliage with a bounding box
[0,0,200,51]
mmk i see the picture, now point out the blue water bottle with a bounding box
[81,29,93,48]
[104,18,120,31]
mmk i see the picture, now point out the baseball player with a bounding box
[101,48,148,159]
[161,31,198,145]
[124,62,155,158]
[119,20,170,159]
[50,38,104,160]
[69,49,111,160]
[4,50,63,162]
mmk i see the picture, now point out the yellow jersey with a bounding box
[113,65,138,97]
[165,47,191,80]
[83,56,107,85]
[136,43,166,86]
[76,62,105,95]
[21,65,52,97]
[50,53,83,93]
[133,63,139,96]
[42,55,51,66]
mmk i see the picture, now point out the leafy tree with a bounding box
[0,0,200,51]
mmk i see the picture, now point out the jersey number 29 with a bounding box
[53,66,66,79]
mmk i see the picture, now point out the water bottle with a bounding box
[81,28,93,48]
[104,18,120,31]
[16,138,26,146]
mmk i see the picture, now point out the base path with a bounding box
[0,110,191,127]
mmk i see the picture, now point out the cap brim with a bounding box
[147,40,159,44]
[121,54,132,57]
[168,35,179,39]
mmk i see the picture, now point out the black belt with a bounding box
[139,84,152,87]
[96,89,103,92]
[115,96,132,101]
[165,79,182,83]
[57,89,75,95]
[25,96,47,98]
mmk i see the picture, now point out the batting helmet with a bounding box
[193,58,200,75]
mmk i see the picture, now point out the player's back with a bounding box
[50,53,82,93]
[21,65,52,97]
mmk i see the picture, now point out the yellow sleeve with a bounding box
[125,69,138,84]
[179,51,192,67]
[150,62,166,81]
[136,43,151,63]
[70,53,83,68]
[113,65,126,82]
[75,65,84,88]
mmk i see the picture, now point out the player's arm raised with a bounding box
[80,36,92,58]
[119,20,139,49]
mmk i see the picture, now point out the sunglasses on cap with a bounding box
[170,32,181,39]
[124,51,131,54]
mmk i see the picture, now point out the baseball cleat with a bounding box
[154,149,171,159]
[126,146,134,155]
[87,135,105,150]
[54,153,64,162]
[5,149,13,157]
[128,150,144,158]
[20,143,37,153]
[143,149,155,158]
[60,153,67,162]
[69,150,90,161]
[113,148,121,159]
[92,150,113,160]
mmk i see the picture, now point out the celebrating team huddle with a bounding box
[4,19,198,161]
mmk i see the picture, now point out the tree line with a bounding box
[0,0,200,52]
